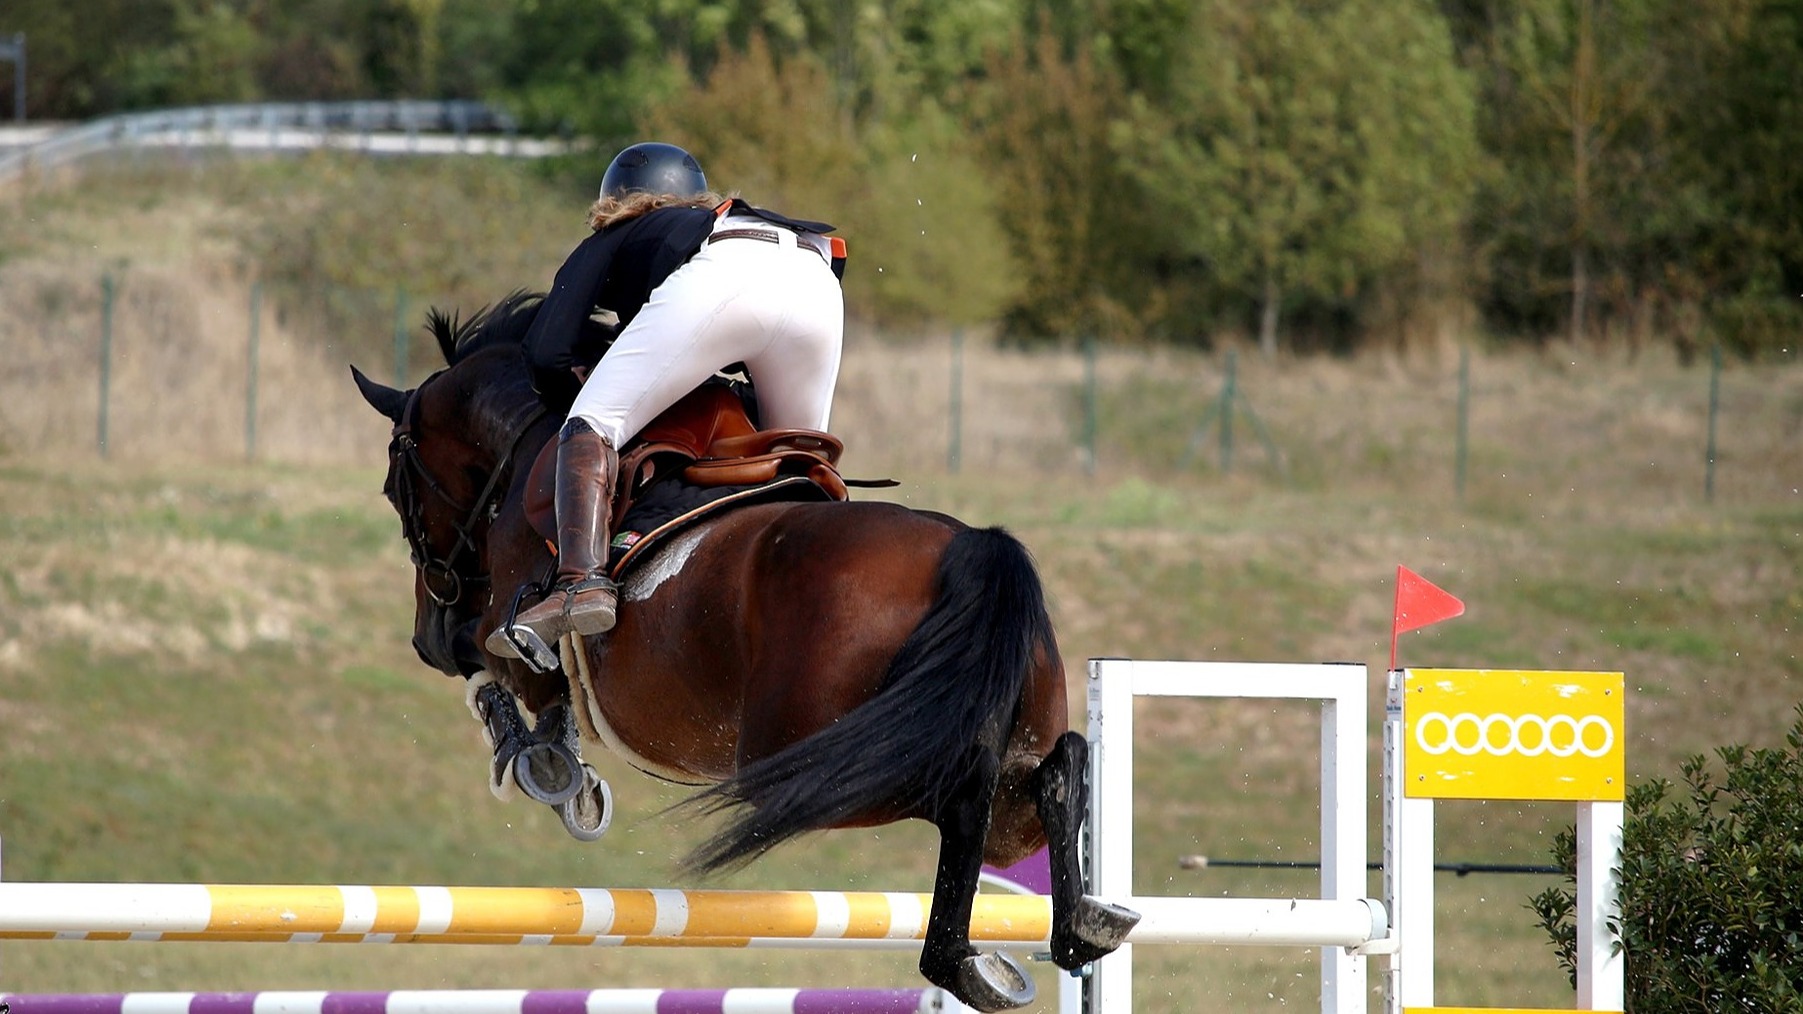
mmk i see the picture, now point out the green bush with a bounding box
[1532,704,1803,1012]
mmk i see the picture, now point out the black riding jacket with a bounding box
[523,199,834,399]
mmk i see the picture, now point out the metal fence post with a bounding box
[1082,336,1098,475]
[245,282,262,462]
[948,328,963,474]
[4,33,24,122]
[392,286,410,388]
[1219,348,1237,473]
[1455,346,1470,501]
[1705,343,1721,503]
[97,273,115,459]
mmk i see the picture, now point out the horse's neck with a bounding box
[459,358,551,455]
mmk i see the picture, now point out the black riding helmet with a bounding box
[599,142,708,200]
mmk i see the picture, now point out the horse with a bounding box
[351,294,1137,1012]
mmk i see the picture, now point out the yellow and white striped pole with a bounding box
[0,883,1381,950]
[0,886,994,946]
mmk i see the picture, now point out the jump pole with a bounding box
[0,885,1376,950]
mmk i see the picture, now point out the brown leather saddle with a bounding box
[523,384,851,576]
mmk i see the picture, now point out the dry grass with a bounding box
[0,260,388,465]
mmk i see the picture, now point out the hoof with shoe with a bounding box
[1051,897,1142,969]
[950,950,1036,1012]
[514,739,583,806]
[558,764,612,842]
[514,702,584,806]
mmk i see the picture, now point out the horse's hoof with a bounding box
[951,950,1035,1012]
[515,740,584,806]
[558,766,612,842]
[1052,897,1141,969]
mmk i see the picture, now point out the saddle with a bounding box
[523,384,852,576]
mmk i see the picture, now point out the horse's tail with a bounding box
[681,525,1054,875]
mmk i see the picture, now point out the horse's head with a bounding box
[354,293,551,677]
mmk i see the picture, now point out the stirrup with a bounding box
[484,586,562,672]
[486,622,560,671]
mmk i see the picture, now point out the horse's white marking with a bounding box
[622,527,707,603]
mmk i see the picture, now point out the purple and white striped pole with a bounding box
[0,990,955,1014]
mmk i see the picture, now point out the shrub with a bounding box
[1531,704,1803,1012]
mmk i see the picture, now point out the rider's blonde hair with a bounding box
[587,190,731,230]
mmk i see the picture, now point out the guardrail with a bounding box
[0,100,570,184]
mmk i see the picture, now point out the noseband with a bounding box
[388,372,546,609]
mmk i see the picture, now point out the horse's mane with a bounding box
[420,290,555,444]
[425,289,545,367]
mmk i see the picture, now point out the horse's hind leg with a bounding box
[920,750,1036,1013]
[1032,731,1141,969]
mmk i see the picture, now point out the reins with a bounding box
[389,370,547,608]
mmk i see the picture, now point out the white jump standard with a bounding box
[1084,659,1384,1014]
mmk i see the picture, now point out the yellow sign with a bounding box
[1402,669,1624,802]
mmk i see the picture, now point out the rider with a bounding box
[487,141,846,659]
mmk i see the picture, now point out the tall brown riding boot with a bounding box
[497,419,620,652]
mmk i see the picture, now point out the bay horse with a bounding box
[352,294,1136,1011]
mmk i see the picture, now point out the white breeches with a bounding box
[567,221,845,449]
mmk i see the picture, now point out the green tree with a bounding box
[969,25,1146,341]
[1486,0,1669,344]
[1662,0,1803,358]
[492,0,699,141]
[642,34,1018,326]
[1451,0,1783,354]
[1094,0,1194,99]
[120,1,263,107]
[2,0,182,115]
[1123,0,1478,355]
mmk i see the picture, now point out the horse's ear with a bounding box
[351,365,408,423]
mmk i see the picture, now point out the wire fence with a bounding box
[2,269,1799,510]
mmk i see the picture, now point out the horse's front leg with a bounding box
[920,750,1036,1013]
[1031,731,1140,969]
[466,673,583,807]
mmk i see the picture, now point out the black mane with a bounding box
[425,290,545,367]
[417,291,556,445]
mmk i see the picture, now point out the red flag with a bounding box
[1390,565,1465,671]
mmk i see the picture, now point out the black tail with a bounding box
[680,526,1055,875]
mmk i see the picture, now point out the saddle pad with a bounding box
[606,474,835,580]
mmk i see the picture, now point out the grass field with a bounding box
[1,156,1800,1011]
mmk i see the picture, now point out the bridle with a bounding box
[387,371,547,609]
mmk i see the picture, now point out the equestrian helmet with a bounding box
[599,142,708,200]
